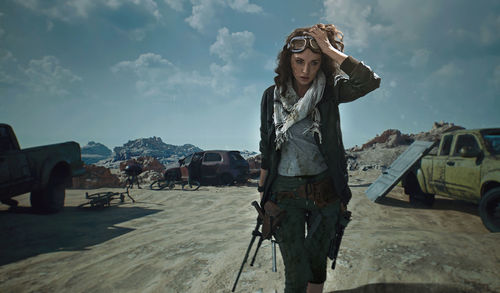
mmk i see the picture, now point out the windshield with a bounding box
[483,134,500,155]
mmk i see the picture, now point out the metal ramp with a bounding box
[365,140,436,202]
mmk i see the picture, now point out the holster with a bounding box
[275,176,339,208]
[261,201,286,240]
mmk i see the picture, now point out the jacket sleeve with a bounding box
[336,56,381,103]
[259,87,271,170]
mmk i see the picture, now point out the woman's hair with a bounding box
[274,23,344,95]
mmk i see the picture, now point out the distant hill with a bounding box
[113,137,203,166]
[83,137,258,168]
[81,141,113,164]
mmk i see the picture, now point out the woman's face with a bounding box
[290,48,322,90]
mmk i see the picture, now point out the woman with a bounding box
[258,24,380,293]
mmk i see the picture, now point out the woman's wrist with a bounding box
[325,46,347,65]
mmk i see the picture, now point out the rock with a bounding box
[113,137,203,165]
[72,165,121,189]
[346,122,465,171]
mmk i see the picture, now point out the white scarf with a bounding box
[273,71,326,150]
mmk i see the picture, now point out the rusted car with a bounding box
[165,150,249,186]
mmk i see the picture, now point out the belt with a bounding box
[275,176,339,208]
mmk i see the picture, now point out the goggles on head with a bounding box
[287,35,320,53]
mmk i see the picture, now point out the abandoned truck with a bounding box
[0,124,85,213]
[366,128,500,232]
[165,150,250,186]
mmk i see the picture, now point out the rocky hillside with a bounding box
[347,121,464,171]
[81,141,113,164]
[113,137,203,166]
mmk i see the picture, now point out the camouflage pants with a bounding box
[272,194,341,293]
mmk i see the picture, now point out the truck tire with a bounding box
[405,173,435,207]
[30,174,66,213]
[479,187,500,232]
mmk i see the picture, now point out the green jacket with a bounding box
[259,56,381,207]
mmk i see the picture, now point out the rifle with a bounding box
[328,210,351,270]
[232,201,265,292]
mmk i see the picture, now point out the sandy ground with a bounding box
[1,169,499,293]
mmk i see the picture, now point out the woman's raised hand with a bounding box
[307,25,335,54]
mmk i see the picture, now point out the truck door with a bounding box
[0,153,9,187]
[429,134,453,195]
[0,126,13,187]
[0,126,31,194]
[444,134,481,201]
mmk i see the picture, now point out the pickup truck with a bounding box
[366,128,500,232]
[0,124,85,213]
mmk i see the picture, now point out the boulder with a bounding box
[72,165,121,189]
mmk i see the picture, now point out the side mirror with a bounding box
[459,146,480,158]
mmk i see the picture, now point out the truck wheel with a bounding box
[30,175,66,213]
[405,173,435,207]
[479,187,500,232]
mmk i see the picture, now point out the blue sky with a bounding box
[1,0,499,152]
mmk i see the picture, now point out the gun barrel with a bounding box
[272,240,277,272]
[232,219,261,292]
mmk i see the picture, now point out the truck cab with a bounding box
[417,129,500,203]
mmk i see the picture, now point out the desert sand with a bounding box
[1,169,499,293]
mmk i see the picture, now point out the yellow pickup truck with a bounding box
[366,128,500,232]
[404,129,500,232]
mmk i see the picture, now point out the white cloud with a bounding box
[490,65,500,89]
[113,26,256,100]
[322,0,442,49]
[46,20,54,31]
[432,63,464,79]
[185,0,220,31]
[111,52,173,73]
[111,53,211,99]
[16,0,162,21]
[228,0,262,13]
[185,0,262,32]
[208,28,255,95]
[420,62,465,90]
[164,0,186,11]
[21,56,82,97]
[0,12,4,38]
[409,49,430,68]
[480,15,500,45]
[322,0,373,48]
[209,27,255,63]
[264,58,276,71]
[0,49,18,84]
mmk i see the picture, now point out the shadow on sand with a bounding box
[375,196,478,216]
[349,183,372,187]
[329,282,492,293]
[0,205,162,266]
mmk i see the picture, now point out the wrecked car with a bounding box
[366,128,500,232]
[165,150,249,186]
[0,123,85,213]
